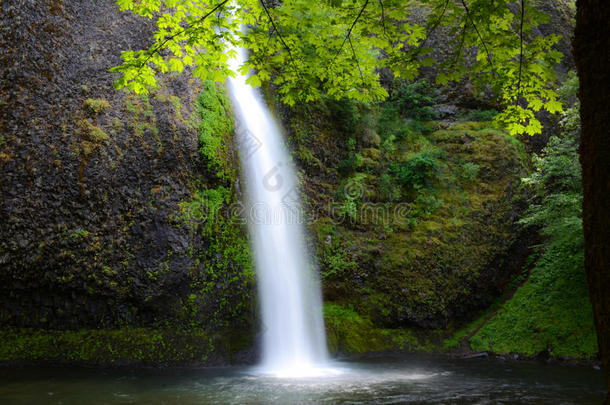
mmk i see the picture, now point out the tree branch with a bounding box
[452,22,468,68]
[335,0,370,60]
[349,36,366,86]
[135,0,230,73]
[460,0,494,70]
[381,0,449,74]
[419,0,450,51]
[516,0,525,105]
[259,0,302,79]
[378,0,388,39]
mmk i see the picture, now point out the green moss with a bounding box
[89,126,109,143]
[111,117,124,132]
[178,186,230,236]
[79,119,109,144]
[441,296,507,351]
[322,120,529,328]
[0,327,237,364]
[324,303,420,355]
[196,80,235,180]
[361,148,381,161]
[166,79,255,332]
[464,88,596,360]
[69,228,90,239]
[154,93,188,125]
[469,243,597,359]
[458,109,499,122]
[287,87,531,334]
[83,98,111,115]
[124,94,158,138]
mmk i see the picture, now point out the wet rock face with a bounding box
[0,1,242,329]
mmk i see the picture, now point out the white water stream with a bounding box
[226,43,329,377]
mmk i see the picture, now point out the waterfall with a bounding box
[226,45,329,377]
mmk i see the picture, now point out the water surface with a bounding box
[0,354,605,404]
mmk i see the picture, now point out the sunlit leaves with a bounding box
[111,0,564,135]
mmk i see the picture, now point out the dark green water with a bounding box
[0,354,605,404]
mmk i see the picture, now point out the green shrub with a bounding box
[377,79,438,147]
[337,141,363,175]
[459,162,480,182]
[335,173,368,221]
[390,149,444,191]
[412,193,443,217]
[379,172,401,202]
[323,97,360,136]
[323,251,358,280]
[197,80,233,179]
[179,186,231,237]
[460,109,498,122]
[390,79,439,122]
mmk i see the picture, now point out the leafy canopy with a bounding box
[111,0,564,135]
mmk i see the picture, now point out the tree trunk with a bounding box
[574,0,610,401]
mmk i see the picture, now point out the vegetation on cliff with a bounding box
[284,79,528,327]
[0,0,254,360]
[468,72,597,359]
[0,0,596,367]
[318,73,596,360]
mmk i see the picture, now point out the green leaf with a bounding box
[546,100,562,114]
[169,58,184,72]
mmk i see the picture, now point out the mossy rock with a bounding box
[79,119,109,144]
[288,95,530,331]
[361,148,381,161]
[83,98,111,115]
[324,303,420,355]
[0,326,256,365]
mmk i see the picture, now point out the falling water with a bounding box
[226,44,329,377]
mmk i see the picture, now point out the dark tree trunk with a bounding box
[574,0,610,401]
